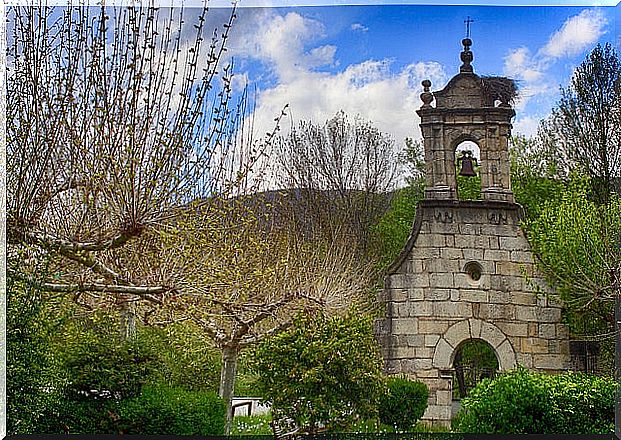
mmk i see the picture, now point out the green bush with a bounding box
[453,366,615,434]
[62,332,157,400]
[547,372,615,433]
[36,385,226,435]
[7,274,67,435]
[250,311,384,434]
[36,398,121,434]
[378,377,429,431]
[119,385,226,435]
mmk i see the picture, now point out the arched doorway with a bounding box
[452,339,499,400]
[454,140,481,200]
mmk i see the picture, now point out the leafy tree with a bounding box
[525,175,621,336]
[509,135,565,221]
[250,311,384,435]
[371,184,422,272]
[530,44,621,356]
[537,43,621,204]
[371,137,424,272]
[401,137,426,185]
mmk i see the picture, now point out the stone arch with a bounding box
[432,319,517,371]
[449,133,482,153]
[453,138,482,200]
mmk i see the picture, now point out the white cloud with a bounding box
[229,12,336,83]
[251,59,447,147]
[222,11,451,189]
[244,59,447,189]
[503,47,544,82]
[228,11,447,148]
[541,9,608,58]
[513,116,541,138]
[503,8,608,121]
[307,45,338,69]
[351,23,369,32]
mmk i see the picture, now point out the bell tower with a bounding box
[418,38,515,203]
[376,38,570,428]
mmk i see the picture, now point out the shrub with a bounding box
[37,398,121,434]
[7,275,67,435]
[250,311,384,434]
[547,372,615,434]
[62,332,157,400]
[37,386,226,435]
[452,367,553,434]
[378,377,429,431]
[453,366,615,434]
[118,385,226,435]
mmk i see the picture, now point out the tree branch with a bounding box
[26,229,138,253]
[14,272,171,298]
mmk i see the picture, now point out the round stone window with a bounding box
[464,261,483,282]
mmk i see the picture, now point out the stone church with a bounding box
[376,38,571,427]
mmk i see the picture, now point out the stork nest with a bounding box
[480,76,518,106]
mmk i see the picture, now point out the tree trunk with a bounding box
[119,300,137,341]
[219,345,239,435]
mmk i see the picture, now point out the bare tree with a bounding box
[7,4,275,317]
[274,111,400,255]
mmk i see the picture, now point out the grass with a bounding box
[231,415,273,435]
[231,414,451,435]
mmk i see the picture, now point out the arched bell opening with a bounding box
[454,141,481,200]
[451,338,498,401]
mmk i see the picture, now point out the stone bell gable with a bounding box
[375,39,570,427]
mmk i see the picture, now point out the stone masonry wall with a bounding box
[376,199,571,426]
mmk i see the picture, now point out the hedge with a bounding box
[378,377,429,431]
[119,385,226,435]
[36,385,225,435]
[453,366,615,434]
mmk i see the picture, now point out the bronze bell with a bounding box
[458,150,478,177]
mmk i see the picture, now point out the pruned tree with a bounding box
[274,111,400,256]
[7,4,277,331]
[147,194,374,433]
[8,6,374,434]
[537,43,621,204]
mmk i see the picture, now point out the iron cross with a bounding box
[464,16,474,38]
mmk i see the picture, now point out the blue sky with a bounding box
[211,3,618,145]
[9,1,616,145]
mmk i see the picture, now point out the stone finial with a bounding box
[420,79,434,107]
[460,38,474,73]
